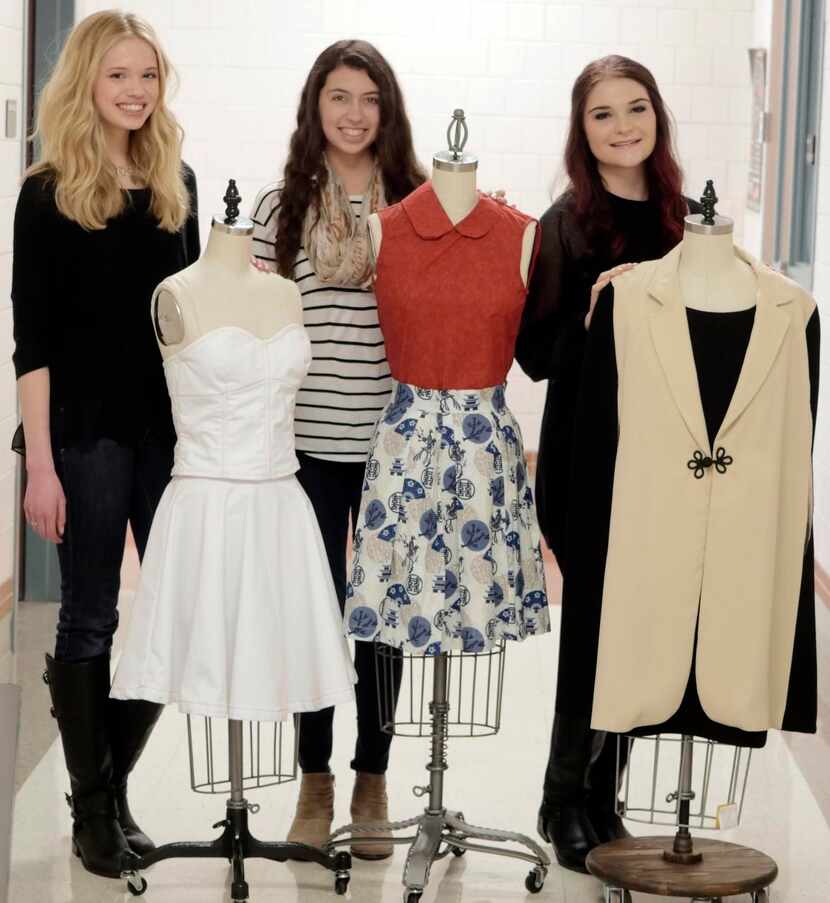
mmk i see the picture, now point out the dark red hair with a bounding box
[564,55,687,256]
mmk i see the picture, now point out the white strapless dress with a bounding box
[111,324,357,721]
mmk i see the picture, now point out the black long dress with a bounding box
[515,190,701,563]
[556,287,819,748]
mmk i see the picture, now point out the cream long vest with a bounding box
[591,244,816,735]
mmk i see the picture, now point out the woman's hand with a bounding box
[585,262,637,328]
[24,465,66,544]
[251,257,273,274]
[486,189,515,208]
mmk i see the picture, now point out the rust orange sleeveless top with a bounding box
[375,182,540,389]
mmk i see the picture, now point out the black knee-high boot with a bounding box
[537,713,600,873]
[108,698,163,856]
[586,732,632,844]
[44,654,138,878]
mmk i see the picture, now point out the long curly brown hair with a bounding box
[275,40,426,278]
[565,55,687,257]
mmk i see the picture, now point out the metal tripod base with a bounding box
[124,801,352,900]
[122,719,352,901]
[328,806,549,901]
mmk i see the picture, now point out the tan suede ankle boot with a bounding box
[287,773,335,848]
[349,771,393,860]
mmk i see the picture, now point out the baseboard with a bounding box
[816,561,830,611]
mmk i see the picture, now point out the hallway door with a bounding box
[774,0,826,289]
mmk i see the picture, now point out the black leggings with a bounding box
[296,452,402,774]
[54,437,172,662]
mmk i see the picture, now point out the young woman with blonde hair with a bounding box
[12,10,199,879]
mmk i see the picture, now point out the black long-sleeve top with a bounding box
[11,166,200,448]
[515,189,701,560]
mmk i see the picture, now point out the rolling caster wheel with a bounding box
[126,874,148,896]
[451,845,466,857]
[404,892,422,903]
[751,893,770,903]
[335,876,350,895]
[525,866,545,894]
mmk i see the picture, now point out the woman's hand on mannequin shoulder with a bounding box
[24,464,66,544]
[585,262,637,329]
[251,257,276,274]
[486,189,515,208]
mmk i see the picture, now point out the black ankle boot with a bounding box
[109,698,163,856]
[44,654,138,878]
[586,732,632,844]
[537,713,601,873]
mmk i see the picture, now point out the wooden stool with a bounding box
[587,836,777,902]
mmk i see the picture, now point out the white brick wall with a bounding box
[0,0,23,613]
[72,0,757,448]
[810,12,830,569]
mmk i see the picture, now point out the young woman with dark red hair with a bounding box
[516,55,701,873]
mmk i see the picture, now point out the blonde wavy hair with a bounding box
[28,10,189,232]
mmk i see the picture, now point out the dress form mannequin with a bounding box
[678,183,756,313]
[154,186,302,357]
[368,116,536,286]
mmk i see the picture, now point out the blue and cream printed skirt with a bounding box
[345,382,550,655]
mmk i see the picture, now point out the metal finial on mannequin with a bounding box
[684,179,732,236]
[223,180,241,225]
[433,108,478,173]
[700,181,718,226]
[446,109,469,161]
[211,179,253,236]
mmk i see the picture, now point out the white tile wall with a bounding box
[0,0,22,615]
[71,0,759,448]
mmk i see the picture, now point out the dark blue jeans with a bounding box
[54,437,173,662]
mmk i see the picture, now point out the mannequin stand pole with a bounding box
[123,719,352,901]
[664,734,703,865]
[327,653,550,903]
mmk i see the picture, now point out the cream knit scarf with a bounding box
[302,156,386,289]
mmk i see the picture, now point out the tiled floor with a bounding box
[7,587,830,903]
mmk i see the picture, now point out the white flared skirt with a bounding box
[111,475,357,721]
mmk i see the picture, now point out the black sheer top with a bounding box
[516,190,703,382]
[514,189,701,558]
[11,165,200,448]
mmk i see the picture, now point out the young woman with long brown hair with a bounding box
[12,11,199,879]
[516,54,701,873]
[251,39,426,859]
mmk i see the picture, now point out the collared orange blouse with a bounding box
[375,182,540,389]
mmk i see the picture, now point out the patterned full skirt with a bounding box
[345,382,550,655]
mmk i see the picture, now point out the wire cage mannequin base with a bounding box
[123,717,352,901]
[376,638,505,737]
[586,734,777,903]
[328,644,550,903]
[616,733,753,831]
[187,715,299,795]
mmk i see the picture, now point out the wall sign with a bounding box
[747,48,768,212]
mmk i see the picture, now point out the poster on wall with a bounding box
[747,48,768,212]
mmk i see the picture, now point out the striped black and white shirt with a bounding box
[251,184,393,463]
